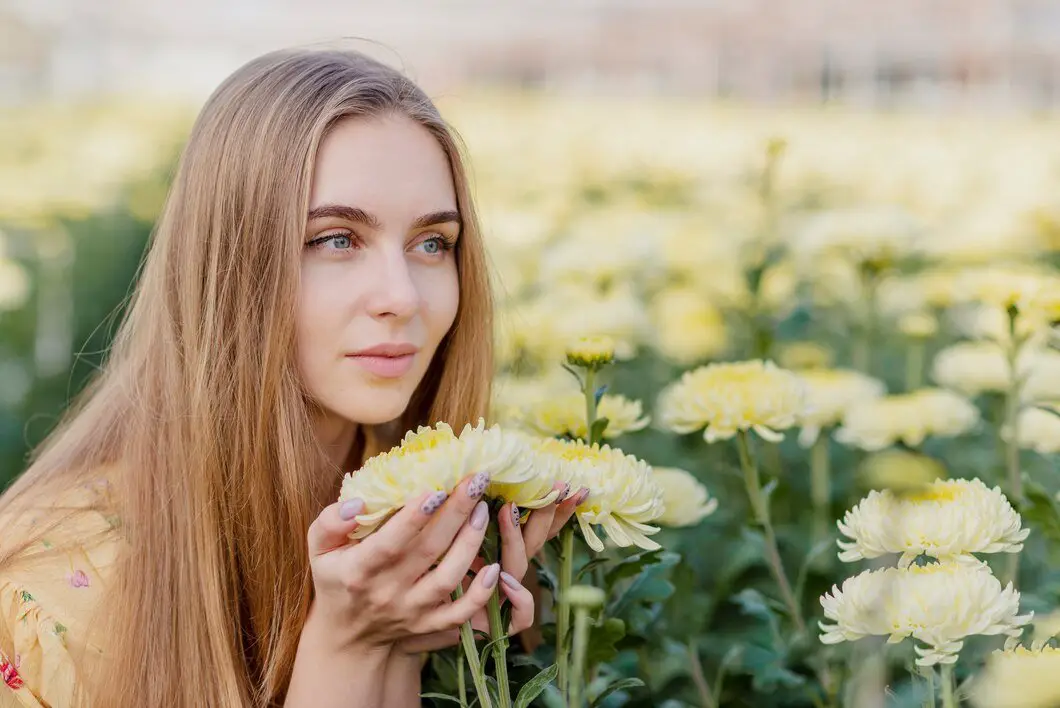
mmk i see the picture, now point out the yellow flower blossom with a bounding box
[835,388,979,451]
[972,645,1060,708]
[652,467,718,527]
[517,391,650,441]
[796,369,886,447]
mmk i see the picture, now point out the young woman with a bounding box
[0,47,580,707]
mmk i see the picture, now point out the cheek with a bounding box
[295,265,352,378]
[425,263,460,338]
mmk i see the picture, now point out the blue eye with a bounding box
[307,233,354,250]
[415,235,455,256]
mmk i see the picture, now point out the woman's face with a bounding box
[297,113,460,429]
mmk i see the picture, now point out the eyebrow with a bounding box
[306,204,461,230]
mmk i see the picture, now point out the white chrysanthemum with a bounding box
[794,206,923,269]
[339,420,536,538]
[972,645,1060,708]
[931,341,1013,396]
[518,391,650,441]
[819,561,1031,666]
[835,388,979,451]
[1006,406,1060,454]
[652,467,718,527]
[837,478,1028,567]
[795,369,886,447]
[650,286,729,364]
[658,360,807,443]
[536,438,664,552]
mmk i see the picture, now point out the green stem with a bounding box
[457,646,467,708]
[811,433,832,544]
[584,368,598,445]
[736,431,806,635]
[487,589,512,708]
[556,526,575,695]
[568,606,592,708]
[452,586,493,708]
[1003,311,1024,586]
[921,665,936,708]
[906,339,925,391]
[940,664,956,708]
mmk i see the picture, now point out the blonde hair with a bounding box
[0,47,494,707]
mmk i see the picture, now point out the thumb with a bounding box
[307,498,364,557]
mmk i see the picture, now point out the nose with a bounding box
[365,248,419,320]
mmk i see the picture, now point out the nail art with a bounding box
[575,488,590,506]
[500,571,523,590]
[467,471,491,498]
[558,482,571,502]
[511,503,522,526]
[482,563,501,589]
[339,498,364,521]
[421,490,448,515]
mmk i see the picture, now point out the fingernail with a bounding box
[575,488,590,505]
[340,498,364,520]
[558,482,571,501]
[467,471,491,498]
[470,500,489,530]
[482,563,501,589]
[421,490,448,515]
[511,503,522,526]
[500,571,523,590]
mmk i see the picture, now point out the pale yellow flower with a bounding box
[650,286,729,364]
[652,467,718,527]
[898,311,938,339]
[837,478,1028,567]
[819,560,1030,666]
[857,450,947,494]
[777,341,835,371]
[339,420,536,538]
[835,388,979,451]
[658,360,806,443]
[517,391,650,441]
[932,341,1060,402]
[536,438,663,552]
[796,369,886,447]
[1006,406,1060,454]
[794,206,923,271]
[972,645,1060,708]
[566,336,616,370]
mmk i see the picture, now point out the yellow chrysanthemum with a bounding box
[819,560,1030,666]
[1006,406,1060,454]
[835,388,979,451]
[898,311,939,339]
[777,341,835,371]
[837,478,1028,567]
[972,645,1060,708]
[794,206,923,271]
[658,360,807,443]
[932,342,1060,402]
[565,335,616,369]
[535,438,663,552]
[857,450,947,494]
[338,420,536,538]
[796,369,886,447]
[652,467,718,527]
[649,286,729,364]
[518,391,650,441]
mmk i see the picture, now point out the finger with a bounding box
[499,502,530,582]
[499,571,536,634]
[406,500,490,607]
[307,498,365,557]
[417,563,501,634]
[398,628,462,654]
[401,472,491,577]
[548,487,588,540]
[353,489,451,570]
[522,483,564,558]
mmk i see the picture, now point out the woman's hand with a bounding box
[395,482,587,654]
[302,472,505,654]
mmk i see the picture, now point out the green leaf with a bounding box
[561,363,584,386]
[589,677,645,706]
[607,552,680,618]
[585,617,627,666]
[510,653,544,670]
[575,557,611,583]
[590,416,610,444]
[513,663,559,708]
[420,693,465,705]
[604,549,665,586]
[479,634,509,669]
[594,384,609,405]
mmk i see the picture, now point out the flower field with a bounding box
[5,93,1060,706]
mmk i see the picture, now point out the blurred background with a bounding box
[3,0,1060,486]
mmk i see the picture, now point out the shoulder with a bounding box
[0,469,122,707]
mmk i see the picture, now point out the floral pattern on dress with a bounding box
[66,570,90,589]
[0,653,24,690]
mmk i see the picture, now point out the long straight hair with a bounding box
[0,47,494,707]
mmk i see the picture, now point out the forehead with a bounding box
[309,113,457,217]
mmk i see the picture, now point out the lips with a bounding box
[346,344,419,379]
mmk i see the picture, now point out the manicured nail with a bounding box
[470,500,489,530]
[340,498,364,521]
[421,490,448,515]
[467,471,491,498]
[511,502,522,526]
[575,488,590,505]
[482,563,501,589]
[558,482,571,501]
[500,571,523,591]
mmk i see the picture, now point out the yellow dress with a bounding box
[0,476,121,708]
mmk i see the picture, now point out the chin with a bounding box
[337,390,413,426]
